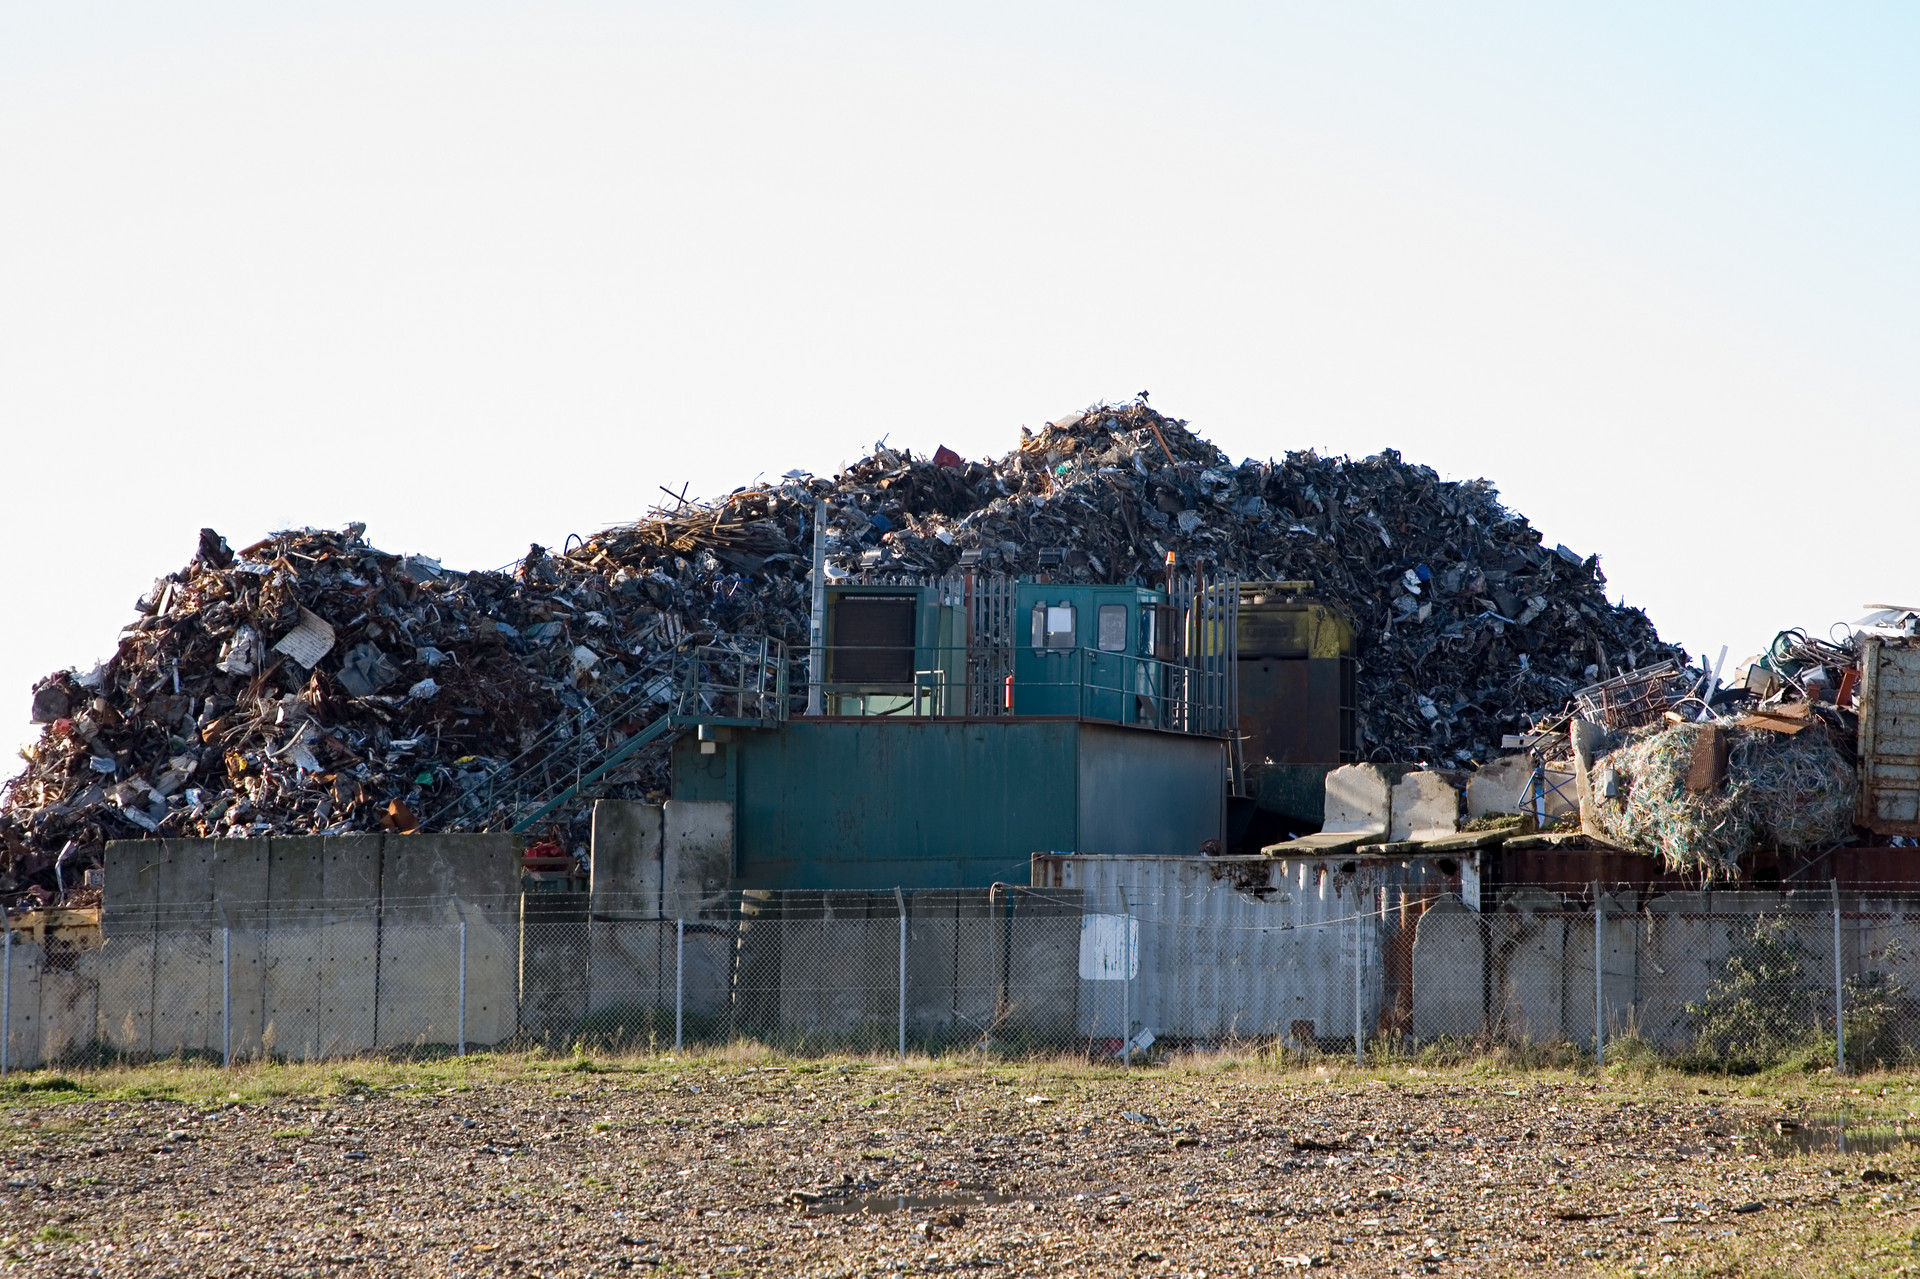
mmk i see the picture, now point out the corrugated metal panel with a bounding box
[1030,852,1472,1046]
[1860,636,1920,836]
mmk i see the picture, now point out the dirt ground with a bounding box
[1,1052,1917,1277]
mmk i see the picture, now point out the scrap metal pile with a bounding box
[2,400,1681,898]
[1522,626,1877,877]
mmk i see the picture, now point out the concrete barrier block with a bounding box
[591,801,663,914]
[1322,765,1392,837]
[461,909,516,1046]
[222,929,267,1060]
[682,922,732,1020]
[39,950,99,1066]
[1390,772,1461,842]
[1490,903,1565,1043]
[262,924,323,1060]
[383,833,521,918]
[150,930,217,1057]
[585,918,675,1025]
[1466,756,1533,819]
[664,801,733,919]
[3,941,46,1070]
[376,915,464,1051]
[1411,896,1484,1039]
[317,916,379,1055]
[95,933,155,1055]
[102,840,165,933]
[264,837,328,931]
[519,896,589,1044]
[771,893,895,1040]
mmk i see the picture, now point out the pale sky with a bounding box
[5,2,1917,757]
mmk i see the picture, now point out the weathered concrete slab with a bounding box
[150,929,217,1056]
[317,915,379,1056]
[663,801,732,920]
[1411,896,1483,1038]
[262,922,323,1060]
[769,893,896,1042]
[1490,893,1566,1043]
[460,907,516,1045]
[3,940,45,1070]
[1322,764,1394,837]
[39,950,99,1065]
[591,801,663,913]
[375,913,463,1050]
[95,932,155,1055]
[519,895,589,1044]
[1390,772,1461,842]
[382,832,521,916]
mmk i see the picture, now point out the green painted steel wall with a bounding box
[671,720,1224,890]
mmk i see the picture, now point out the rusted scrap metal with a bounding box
[3,400,1682,894]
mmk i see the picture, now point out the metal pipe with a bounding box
[1593,883,1604,1070]
[675,918,686,1054]
[1833,879,1846,1075]
[808,498,827,716]
[894,887,907,1062]
[457,916,468,1057]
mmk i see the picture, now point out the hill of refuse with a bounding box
[1,400,1679,899]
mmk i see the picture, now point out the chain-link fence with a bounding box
[7,877,1920,1072]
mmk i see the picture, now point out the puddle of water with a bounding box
[1747,1113,1920,1156]
[803,1190,1019,1216]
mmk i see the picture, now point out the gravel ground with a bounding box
[1,1057,1918,1277]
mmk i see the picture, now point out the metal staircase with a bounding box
[421,637,789,834]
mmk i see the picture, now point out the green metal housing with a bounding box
[672,718,1226,889]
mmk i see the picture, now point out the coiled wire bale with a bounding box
[1737,724,1856,851]
[1591,721,1855,879]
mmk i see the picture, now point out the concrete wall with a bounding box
[6,832,525,1067]
[18,835,1918,1064]
[581,800,736,1042]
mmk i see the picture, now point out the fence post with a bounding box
[1,924,10,1077]
[1593,883,1604,1070]
[1353,903,1364,1067]
[457,915,468,1058]
[1833,879,1846,1075]
[1120,888,1132,1067]
[222,926,232,1069]
[675,918,685,1054]
[894,887,907,1062]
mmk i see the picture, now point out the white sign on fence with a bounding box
[1078,913,1139,981]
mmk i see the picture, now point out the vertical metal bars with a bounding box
[675,918,686,1054]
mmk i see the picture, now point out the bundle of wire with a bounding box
[1592,722,1855,879]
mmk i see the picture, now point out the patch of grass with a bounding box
[5,1076,82,1095]
[33,1227,78,1244]
[269,1126,313,1140]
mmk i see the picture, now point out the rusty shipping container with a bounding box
[1858,636,1920,837]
